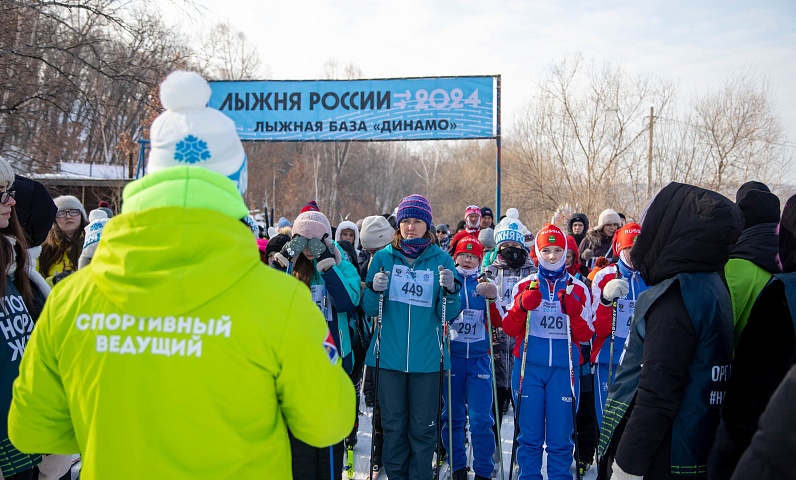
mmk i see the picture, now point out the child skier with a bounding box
[442,237,503,480]
[503,224,593,480]
[483,209,537,452]
[590,222,648,429]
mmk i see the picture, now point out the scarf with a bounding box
[399,237,431,259]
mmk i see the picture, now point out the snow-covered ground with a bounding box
[347,387,599,480]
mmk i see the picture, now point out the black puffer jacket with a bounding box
[611,183,743,479]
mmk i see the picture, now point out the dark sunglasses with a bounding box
[55,209,82,218]
[0,190,14,205]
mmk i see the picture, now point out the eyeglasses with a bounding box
[0,190,15,205]
[55,209,82,218]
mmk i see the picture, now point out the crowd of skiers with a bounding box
[1,70,794,480]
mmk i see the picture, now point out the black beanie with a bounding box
[13,175,57,247]
[264,233,290,260]
[737,189,781,229]
[779,194,796,273]
[735,180,771,203]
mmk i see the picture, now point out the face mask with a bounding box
[500,246,527,269]
[456,265,479,277]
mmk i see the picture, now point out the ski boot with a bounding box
[345,442,354,479]
[577,460,592,477]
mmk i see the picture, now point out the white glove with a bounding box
[603,278,630,303]
[611,460,643,480]
[581,248,594,261]
[372,271,390,292]
[438,266,454,291]
[476,281,498,300]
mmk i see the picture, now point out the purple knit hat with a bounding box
[396,194,433,228]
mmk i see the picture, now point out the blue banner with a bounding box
[208,76,495,141]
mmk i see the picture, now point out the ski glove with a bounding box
[611,461,643,480]
[519,284,543,312]
[581,248,594,261]
[315,237,338,273]
[372,271,390,292]
[476,281,498,300]
[438,266,455,292]
[601,278,629,305]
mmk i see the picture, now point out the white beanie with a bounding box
[335,220,360,248]
[147,71,248,195]
[0,156,14,185]
[360,215,394,250]
[597,209,621,230]
[494,207,527,250]
[54,195,87,221]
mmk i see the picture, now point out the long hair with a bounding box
[39,216,88,276]
[390,229,435,250]
[0,209,33,308]
[292,252,316,287]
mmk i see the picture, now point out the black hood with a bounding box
[568,213,589,245]
[730,223,781,274]
[632,182,743,286]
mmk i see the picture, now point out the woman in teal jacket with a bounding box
[363,194,462,480]
[276,209,361,480]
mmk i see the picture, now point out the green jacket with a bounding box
[725,258,773,347]
[9,167,355,479]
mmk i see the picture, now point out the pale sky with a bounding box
[166,0,796,151]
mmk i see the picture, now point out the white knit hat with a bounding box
[0,156,14,186]
[494,207,527,250]
[147,71,247,195]
[596,209,621,230]
[360,215,394,249]
[54,195,87,221]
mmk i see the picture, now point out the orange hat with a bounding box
[614,222,642,254]
[454,236,484,260]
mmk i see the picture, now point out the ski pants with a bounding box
[512,362,579,480]
[593,362,616,430]
[378,369,440,480]
[289,431,344,480]
[442,355,496,478]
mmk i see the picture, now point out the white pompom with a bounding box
[506,208,519,219]
[159,71,212,110]
[88,209,108,221]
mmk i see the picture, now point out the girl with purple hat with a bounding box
[362,194,462,480]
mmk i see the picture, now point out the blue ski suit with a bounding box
[503,272,593,480]
[589,258,648,429]
[441,269,503,478]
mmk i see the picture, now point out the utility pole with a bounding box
[647,106,654,199]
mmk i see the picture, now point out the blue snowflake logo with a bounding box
[508,222,519,230]
[174,135,211,164]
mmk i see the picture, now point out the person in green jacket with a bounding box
[364,194,462,480]
[8,71,355,480]
[724,182,781,348]
[274,208,361,479]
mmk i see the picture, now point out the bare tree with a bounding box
[195,22,264,81]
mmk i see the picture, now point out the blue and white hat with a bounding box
[494,207,528,250]
[147,71,247,195]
